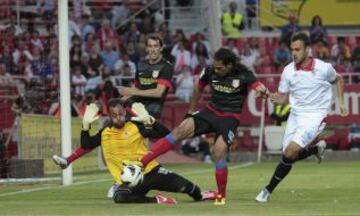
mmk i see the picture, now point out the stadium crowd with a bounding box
[0,0,359,162]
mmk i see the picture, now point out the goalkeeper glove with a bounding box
[130,102,155,127]
[82,103,99,130]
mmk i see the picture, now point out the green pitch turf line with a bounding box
[0,162,254,197]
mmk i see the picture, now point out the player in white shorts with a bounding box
[255,32,348,203]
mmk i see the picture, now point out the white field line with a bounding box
[0,162,254,197]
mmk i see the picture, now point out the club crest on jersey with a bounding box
[152,70,160,78]
[232,79,240,88]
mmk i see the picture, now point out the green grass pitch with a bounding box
[1,161,359,216]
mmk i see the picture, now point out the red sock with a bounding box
[67,147,93,164]
[215,167,228,197]
[140,137,174,166]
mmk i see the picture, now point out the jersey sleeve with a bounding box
[80,129,103,149]
[198,67,210,90]
[278,71,290,93]
[326,63,337,83]
[158,63,173,90]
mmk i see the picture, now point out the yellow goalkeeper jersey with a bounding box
[100,122,159,184]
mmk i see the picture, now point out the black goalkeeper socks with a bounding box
[265,156,294,193]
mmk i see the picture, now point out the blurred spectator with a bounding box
[114,64,134,87]
[313,39,330,61]
[88,46,103,75]
[171,41,191,73]
[225,39,240,57]
[0,129,8,178]
[221,1,244,38]
[100,41,120,70]
[280,14,301,47]
[114,53,136,76]
[12,40,33,66]
[191,42,212,70]
[193,55,208,75]
[246,0,257,29]
[80,14,95,41]
[30,47,52,80]
[309,15,327,44]
[352,38,360,66]
[240,43,261,74]
[0,45,14,74]
[138,14,155,34]
[173,29,189,48]
[191,33,210,54]
[274,41,291,70]
[0,62,16,86]
[331,37,351,61]
[125,42,140,65]
[70,44,82,67]
[175,66,194,102]
[249,37,260,58]
[91,0,113,20]
[335,57,353,75]
[85,71,102,92]
[96,18,119,50]
[36,0,56,20]
[72,64,87,97]
[123,22,140,45]
[135,34,147,61]
[158,22,173,60]
[82,32,99,53]
[111,0,131,30]
[80,53,95,78]
[31,30,44,50]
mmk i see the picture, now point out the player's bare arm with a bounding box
[333,73,348,116]
[270,92,289,105]
[118,84,167,98]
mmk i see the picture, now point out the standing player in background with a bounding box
[53,34,173,169]
[78,100,215,204]
[255,33,348,203]
[135,48,270,205]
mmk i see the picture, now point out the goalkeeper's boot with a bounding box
[315,140,327,164]
[201,190,217,201]
[52,155,68,169]
[255,188,270,203]
[155,193,177,204]
[214,193,226,205]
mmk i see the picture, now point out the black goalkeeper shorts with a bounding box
[113,165,195,203]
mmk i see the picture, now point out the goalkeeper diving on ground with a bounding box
[53,99,215,204]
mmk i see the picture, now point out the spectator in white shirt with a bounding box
[175,65,194,102]
[114,53,136,76]
[171,41,191,73]
[240,43,262,74]
[72,64,87,97]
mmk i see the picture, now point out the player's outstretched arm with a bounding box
[270,92,289,105]
[333,74,348,116]
[82,103,100,130]
[118,84,167,98]
[254,85,270,99]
